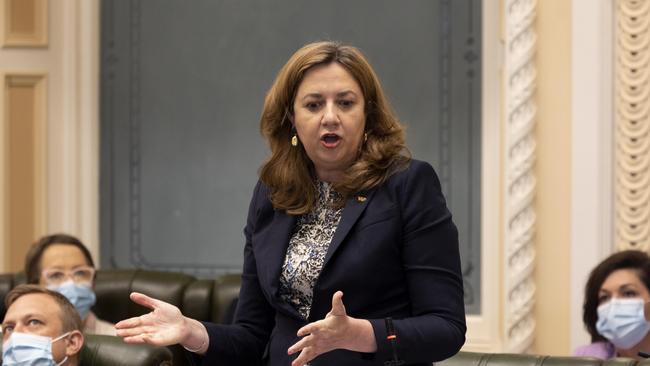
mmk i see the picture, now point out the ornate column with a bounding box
[615,0,650,251]
[502,0,538,352]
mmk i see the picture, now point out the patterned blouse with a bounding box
[278,181,343,320]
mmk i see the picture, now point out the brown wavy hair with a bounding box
[259,41,410,215]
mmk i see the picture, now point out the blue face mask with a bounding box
[48,281,96,320]
[596,297,650,349]
[2,331,70,366]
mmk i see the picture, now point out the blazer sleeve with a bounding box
[193,181,276,365]
[367,161,466,363]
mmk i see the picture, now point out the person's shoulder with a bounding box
[384,158,438,188]
[573,341,615,359]
[252,179,269,195]
[248,179,275,215]
[84,312,116,336]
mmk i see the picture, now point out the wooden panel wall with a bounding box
[2,74,46,270]
[1,0,48,47]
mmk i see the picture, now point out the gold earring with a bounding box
[291,135,298,147]
[364,133,368,142]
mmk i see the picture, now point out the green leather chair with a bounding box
[437,351,642,366]
[0,269,242,366]
[81,334,173,366]
[0,334,172,366]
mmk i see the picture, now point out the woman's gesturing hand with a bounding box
[287,291,377,366]
[115,292,191,346]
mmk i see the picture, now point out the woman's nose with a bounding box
[321,102,340,125]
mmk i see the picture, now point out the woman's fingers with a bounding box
[122,333,153,344]
[116,324,159,337]
[129,292,163,310]
[115,316,142,329]
[291,345,316,366]
[288,334,312,355]
[296,321,320,338]
[330,291,346,316]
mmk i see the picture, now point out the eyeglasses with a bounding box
[41,266,95,286]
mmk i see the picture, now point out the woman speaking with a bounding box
[116,41,466,366]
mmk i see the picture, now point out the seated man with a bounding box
[25,233,115,335]
[2,284,84,365]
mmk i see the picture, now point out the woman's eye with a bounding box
[305,102,321,111]
[598,294,610,304]
[338,99,354,108]
[623,290,639,297]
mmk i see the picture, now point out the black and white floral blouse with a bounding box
[278,181,343,320]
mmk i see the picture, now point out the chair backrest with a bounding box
[0,272,26,317]
[0,270,241,324]
[0,334,173,366]
[92,269,198,323]
[0,269,243,366]
[81,334,173,366]
[437,351,641,366]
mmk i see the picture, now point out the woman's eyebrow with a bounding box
[337,90,357,97]
[300,93,323,101]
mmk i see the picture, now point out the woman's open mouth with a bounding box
[320,133,341,148]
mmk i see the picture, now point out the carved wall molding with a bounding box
[1,73,47,270]
[1,0,48,47]
[502,0,537,353]
[615,0,650,251]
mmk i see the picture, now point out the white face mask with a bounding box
[596,298,650,349]
[2,331,70,366]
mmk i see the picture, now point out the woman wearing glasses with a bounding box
[24,233,115,335]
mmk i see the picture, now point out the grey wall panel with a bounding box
[100,0,481,314]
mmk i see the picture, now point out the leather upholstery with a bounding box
[0,269,241,366]
[93,270,198,323]
[10,271,650,366]
[0,272,26,318]
[438,351,646,366]
[0,334,173,366]
[0,270,239,324]
[81,334,173,366]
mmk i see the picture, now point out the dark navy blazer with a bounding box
[196,159,466,365]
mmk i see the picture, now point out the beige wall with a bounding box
[533,0,572,356]
[0,0,617,355]
[0,0,100,270]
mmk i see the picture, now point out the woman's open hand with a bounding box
[115,292,190,346]
[287,291,377,366]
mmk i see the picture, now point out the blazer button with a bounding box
[356,195,367,202]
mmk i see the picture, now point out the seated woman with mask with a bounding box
[575,250,650,359]
[24,233,116,335]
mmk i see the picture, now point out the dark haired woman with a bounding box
[575,250,650,359]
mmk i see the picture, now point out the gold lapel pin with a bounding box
[356,195,367,202]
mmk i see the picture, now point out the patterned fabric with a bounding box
[279,181,343,320]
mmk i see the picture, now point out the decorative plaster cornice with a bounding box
[503,0,537,353]
[615,0,650,251]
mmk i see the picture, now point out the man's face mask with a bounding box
[2,331,71,366]
[596,297,650,349]
[47,281,96,320]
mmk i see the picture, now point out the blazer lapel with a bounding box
[322,188,377,267]
[256,209,303,319]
